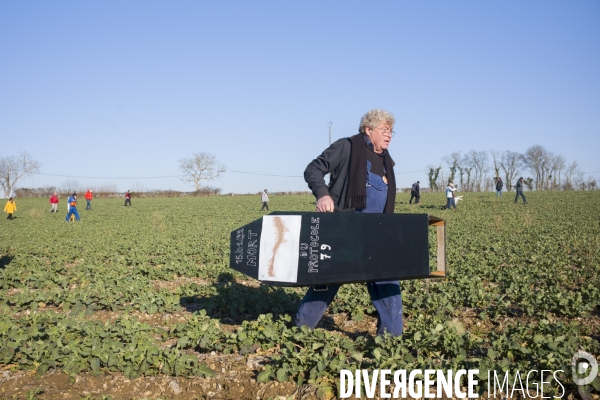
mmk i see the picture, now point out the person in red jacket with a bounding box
[49,192,59,213]
[124,190,132,206]
[85,189,93,210]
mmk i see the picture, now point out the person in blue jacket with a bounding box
[66,192,81,221]
[445,183,457,210]
[296,109,403,337]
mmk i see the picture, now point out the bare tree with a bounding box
[131,181,146,194]
[96,183,118,197]
[522,145,552,190]
[539,150,557,191]
[490,150,501,180]
[549,154,566,190]
[436,171,446,193]
[455,163,471,192]
[443,152,461,186]
[499,150,522,191]
[564,161,578,190]
[427,165,441,192]
[464,150,489,191]
[0,152,41,198]
[573,169,586,191]
[179,152,226,192]
[60,179,83,195]
[524,177,534,191]
[490,150,501,191]
[586,176,597,190]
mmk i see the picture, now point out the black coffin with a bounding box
[230,212,446,287]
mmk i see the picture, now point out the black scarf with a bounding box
[345,133,396,213]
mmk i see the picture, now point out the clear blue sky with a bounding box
[1,1,599,194]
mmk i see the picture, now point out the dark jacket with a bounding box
[304,136,396,212]
[305,135,397,213]
[304,138,353,212]
[516,179,524,192]
[411,182,420,194]
[496,180,503,191]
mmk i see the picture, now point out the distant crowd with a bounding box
[4,189,133,222]
[3,177,533,221]
[405,176,528,211]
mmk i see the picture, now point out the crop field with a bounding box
[0,192,599,399]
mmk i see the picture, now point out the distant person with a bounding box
[124,190,132,206]
[260,189,270,211]
[85,189,93,210]
[4,197,16,220]
[66,193,80,221]
[514,177,527,204]
[296,109,404,337]
[49,192,59,213]
[445,182,457,210]
[409,181,421,204]
[495,177,503,198]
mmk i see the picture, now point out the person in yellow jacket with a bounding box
[4,197,16,220]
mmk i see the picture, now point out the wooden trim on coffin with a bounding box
[428,215,446,278]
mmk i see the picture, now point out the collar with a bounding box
[362,134,387,156]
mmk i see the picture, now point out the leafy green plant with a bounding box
[0,192,598,393]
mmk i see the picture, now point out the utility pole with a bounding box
[327,122,333,185]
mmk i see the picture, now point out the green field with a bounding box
[1,192,599,398]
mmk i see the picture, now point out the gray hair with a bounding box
[358,109,395,134]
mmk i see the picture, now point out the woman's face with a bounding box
[365,122,393,154]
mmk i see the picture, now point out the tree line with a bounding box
[1,148,597,197]
[426,145,596,192]
[0,151,226,198]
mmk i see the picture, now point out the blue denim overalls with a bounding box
[295,160,404,336]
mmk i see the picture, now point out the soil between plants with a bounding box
[2,306,597,399]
